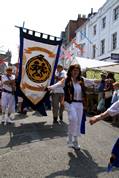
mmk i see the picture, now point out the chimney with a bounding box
[88,8,94,18]
[78,14,81,19]
[91,8,93,14]
[82,15,86,18]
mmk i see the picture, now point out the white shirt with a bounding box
[2,74,15,92]
[83,77,97,87]
[107,100,119,116]
[53,69,67,93]
[73,82,82,100]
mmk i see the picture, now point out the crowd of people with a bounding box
[0,64,119,126]
[0,63,119,171]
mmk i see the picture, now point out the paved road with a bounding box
[0,111,119,178]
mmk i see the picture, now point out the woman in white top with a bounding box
[48,64,97,149]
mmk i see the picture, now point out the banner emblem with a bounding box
[26,54,51,83]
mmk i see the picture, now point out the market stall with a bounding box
[74,57,119,115]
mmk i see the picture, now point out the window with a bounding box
[102,17,106,28]
[113,6,119,20]
[80,28,86,41]
[80,43,85,56]
[93,25,96,35]
[83,27,86,37]
[80,30,83,40]
[92,45,96,58]
[100,39,105,55]
[112,32,117,50]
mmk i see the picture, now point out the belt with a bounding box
[2,89,13,94]
[72,100,82,102]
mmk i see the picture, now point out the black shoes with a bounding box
[53,116,64,124]
[59,116,63,121]
[53,120,59,124]
[53,117,58,124]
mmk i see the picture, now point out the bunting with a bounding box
[72,39,84,56]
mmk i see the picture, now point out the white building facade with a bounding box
[76,0,119,61]
[76,22,89,58]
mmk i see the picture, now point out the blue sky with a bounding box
[0,0,106,63]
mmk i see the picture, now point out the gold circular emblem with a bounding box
[26,54,51,83]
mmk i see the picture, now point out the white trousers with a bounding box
[66,102,83,137]
[1,92,15,114]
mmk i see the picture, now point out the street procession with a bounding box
[0,0,119,177]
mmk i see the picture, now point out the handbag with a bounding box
[105,90,112,99]
[97,98,105,111]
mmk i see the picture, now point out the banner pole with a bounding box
[22,21,25,28]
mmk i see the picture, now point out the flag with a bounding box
[0,58,6,64]
[59,46,72,60]
[18,27,62,110]
[71,39,84,57]
[0,60,4,65]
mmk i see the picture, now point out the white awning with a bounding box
[74,57,117,71]
[93,64,119,73]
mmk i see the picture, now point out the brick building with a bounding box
[61,14,87,46]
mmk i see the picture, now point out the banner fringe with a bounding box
[15,25,61,41]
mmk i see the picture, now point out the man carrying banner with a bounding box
[1,66,16,124]
[51,63,67,124]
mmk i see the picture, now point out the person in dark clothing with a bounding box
[104,72,115,109]
[97,72,106,113]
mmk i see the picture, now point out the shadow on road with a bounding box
[14,113,29,120]
[0,121,68,149]
[45,149,107,178]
